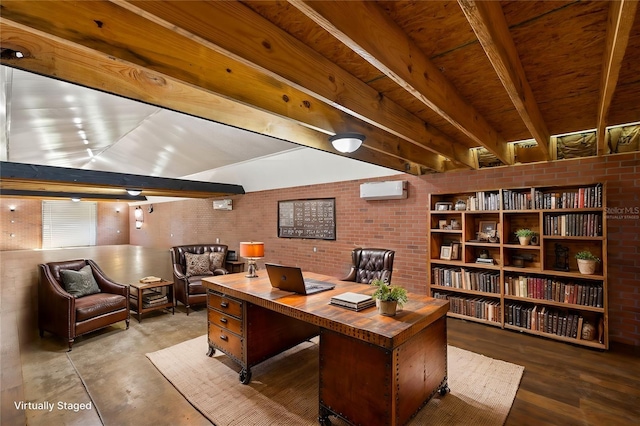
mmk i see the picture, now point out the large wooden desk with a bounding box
[203,272,449,426]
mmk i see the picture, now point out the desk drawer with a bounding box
[208,291,242,318]
[208,324,242,360]
[208,308,243,335]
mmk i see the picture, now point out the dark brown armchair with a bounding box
[342,248,395,284]
[170,244,229,315]
[38,259,130,351]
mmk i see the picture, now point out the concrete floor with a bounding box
[22,305,212,426]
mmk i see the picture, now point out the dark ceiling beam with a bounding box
[0,162,246,199]
[596,0,638,155]
[458,0,551,161]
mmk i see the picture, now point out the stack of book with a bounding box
[330,292,376,311]
[142,290,168,308]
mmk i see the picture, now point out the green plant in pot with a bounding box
[575,251,601,275]
[515,228,536,245]
[372,281,408,317]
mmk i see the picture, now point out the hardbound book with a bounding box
[330,292,376,311]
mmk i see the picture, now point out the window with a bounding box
[42,200,97,248]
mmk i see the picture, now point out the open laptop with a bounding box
[265,263,335,295]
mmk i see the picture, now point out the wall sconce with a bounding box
[239,242,265,278]
[116,207,121,213]
[9,205,16,212]
[329,132,365,153]
[134,206,144,229]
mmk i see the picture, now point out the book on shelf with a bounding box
[330,292,376,311]
[140,276,163,283]
[475,258,495,265]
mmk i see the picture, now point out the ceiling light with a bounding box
[71,197,81,202]
[86,148,93,157]
[127,189,142,196]
[329,133,365,153]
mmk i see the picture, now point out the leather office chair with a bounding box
[38,259,130,351]
[170,244,229,315]
[341,248,395,284]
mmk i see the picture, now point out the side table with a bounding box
[225,261,245,274]
[129,280,174,322]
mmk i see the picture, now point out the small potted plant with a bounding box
[515,228,536,245]
[372,281,408,316]
[575,251,600,275]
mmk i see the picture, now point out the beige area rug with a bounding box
[147,335,524,426]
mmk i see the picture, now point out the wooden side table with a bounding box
[129,280,174,322]
[225,261,245,274]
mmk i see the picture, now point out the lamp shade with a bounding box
[329,133,365,153]
[134,206,144,220]
[240,242,264,258]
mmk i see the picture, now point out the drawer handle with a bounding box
[220,317,228,324]
[219,334,228,341]
[220,301,229,308]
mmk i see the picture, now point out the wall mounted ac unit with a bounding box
[213,199,233,210]
[360,181,407,200]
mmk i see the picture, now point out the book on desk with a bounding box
[330,292,376,311]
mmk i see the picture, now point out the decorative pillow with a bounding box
[209,252,226,272]
[60,265,101,298]
[185,252,213,277]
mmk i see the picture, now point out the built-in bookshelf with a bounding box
[427,183,608,349]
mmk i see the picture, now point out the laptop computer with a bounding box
[265,263,336,295]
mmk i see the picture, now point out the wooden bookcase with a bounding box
[427,183,608,349]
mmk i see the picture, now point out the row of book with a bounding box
[502,190,532,210]
[505,303,598,341]
[432,267,500,294]
[533,185,603,209]
[504,276,603,307]
[139,290,168,308]
[433,292,501,323]
[543,213,602,237]
[467,191,500,211]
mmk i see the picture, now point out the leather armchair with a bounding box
[342,248,395,284]
[38,259,130,351]
[170,244,229,315]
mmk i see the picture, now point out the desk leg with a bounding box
[137,287,143,322]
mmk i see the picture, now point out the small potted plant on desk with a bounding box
[575,250,601,275]
[515,228,536,245]
[371,279,408,317]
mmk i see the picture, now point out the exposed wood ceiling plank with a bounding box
[458,0,551,161]
[0,20,435,174]
[596,0,638,155]
[288,0,509,165]
[121,0,473,169]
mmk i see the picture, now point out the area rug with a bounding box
[147,335,524,426]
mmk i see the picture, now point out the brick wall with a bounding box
[131,152,639,346]
[0,198,129,250]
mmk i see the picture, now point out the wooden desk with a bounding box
[203,273,449,426]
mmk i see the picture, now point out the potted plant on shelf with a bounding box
[372,280,408,317]
[515,228,536,245]
[575,251,600,275]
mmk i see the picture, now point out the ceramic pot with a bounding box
[577,259,597,275]
[378,300,398,316]
[518,236,531,245]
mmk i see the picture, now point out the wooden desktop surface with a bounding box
[203,271,449,350]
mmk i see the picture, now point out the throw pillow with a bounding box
[185,252,213,277]
[209,251,226,272]
[60,265,101,298]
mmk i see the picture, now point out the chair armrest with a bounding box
[87,260,128,296]
[341,267,357,282]
[173,263,187,280]
[212,268,229,275]
[39,264,76,337]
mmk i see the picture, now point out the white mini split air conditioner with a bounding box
[213,199,233,210]
[360,181,408,200]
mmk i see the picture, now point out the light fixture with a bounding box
[239,242,265,278]
[71,197,81,202]
[329,132,365,153]
[134,207,144,230]
[9,205,16,212]
[127,189,142,196]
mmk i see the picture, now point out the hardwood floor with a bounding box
[1,245,638,425]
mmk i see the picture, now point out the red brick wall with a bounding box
[131,152,639,346]
[0,198,129,250]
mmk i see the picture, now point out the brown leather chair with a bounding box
[342,248,395,284]
[170,244,229,315]
[38,259,130,351]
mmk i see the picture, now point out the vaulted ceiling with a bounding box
[1,1,639,186]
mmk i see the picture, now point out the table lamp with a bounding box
[239,242,264,278]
